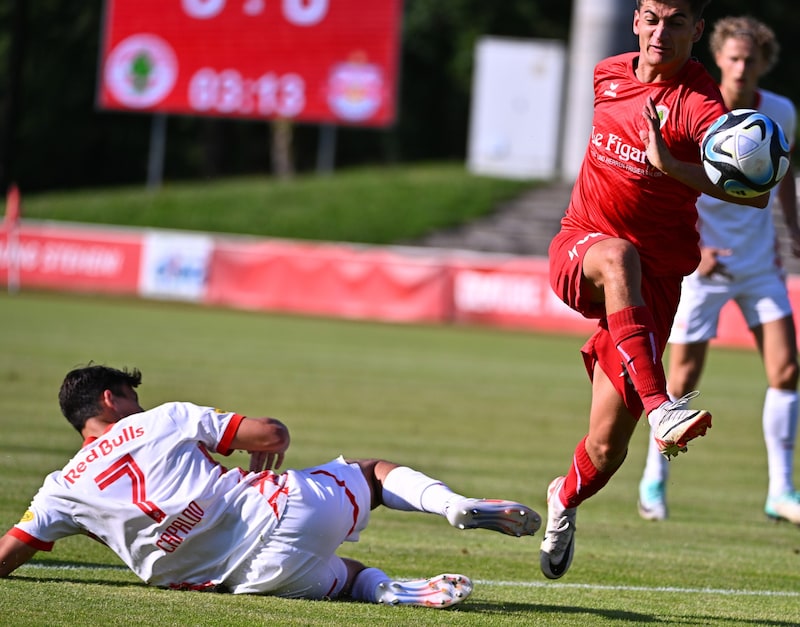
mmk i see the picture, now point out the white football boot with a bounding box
[539,477,577,579]
[446,498,541,537]
[649,391,712,460]
[637,478,668,521]
[765,491,800,525]
[375,574,473,608]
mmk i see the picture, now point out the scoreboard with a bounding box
[97,0,402,126]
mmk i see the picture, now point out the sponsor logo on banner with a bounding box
[139,233,212,301]
[455,270,542,315]
[105,34,178,108]
[0,238,126,275]
[454,269,586,319]
[327,57,384,122]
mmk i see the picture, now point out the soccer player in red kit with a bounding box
[540,0,770,580]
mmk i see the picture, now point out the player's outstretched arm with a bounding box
[0,533,38,578]
[230,417,291,472]
[640,98,769,209]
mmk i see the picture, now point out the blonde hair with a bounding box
[709,16,779,74]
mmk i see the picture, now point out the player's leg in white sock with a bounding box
[763,387,798,498]
[380,466,461,515]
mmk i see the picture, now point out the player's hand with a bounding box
[232,416,290,472]
[248,450,285,473]
[640,97,675,175]
[696,246,733,279]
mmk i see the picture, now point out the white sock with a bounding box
[642,391,675,482]
[381,466,464,515]
[647,399,672,429]
[763,387,798,498]
[350,567,390,603]
[642,424,670,483]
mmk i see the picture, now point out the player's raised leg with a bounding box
[364,461,541,537]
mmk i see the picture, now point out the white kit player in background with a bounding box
[0,365,541,607]
[638,16,800,524]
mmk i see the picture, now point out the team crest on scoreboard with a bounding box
[326,55,385,122]
[104,34,178,109]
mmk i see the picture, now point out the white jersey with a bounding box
[11,402,289,590]
[695,89,797,279]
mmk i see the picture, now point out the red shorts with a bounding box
[549,228,683,418]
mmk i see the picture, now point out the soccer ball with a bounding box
[701,109,791,198]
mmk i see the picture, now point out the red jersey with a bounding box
[562,52,726,277]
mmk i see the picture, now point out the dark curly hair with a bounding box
[59,364,142,433]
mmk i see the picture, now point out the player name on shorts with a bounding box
[155,500,206,553]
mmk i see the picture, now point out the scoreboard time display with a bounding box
[97,0,402,126]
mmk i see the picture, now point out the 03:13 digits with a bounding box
[188,68,305,117]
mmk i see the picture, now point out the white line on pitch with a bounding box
[21,565,799,598]
[476,579,800,598]
[23,563,129,572]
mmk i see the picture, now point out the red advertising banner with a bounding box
[97,0,402,126]
[206,239,450,321]
[0,224,142,294]
[4,221,798,352]
[449,256,597,334]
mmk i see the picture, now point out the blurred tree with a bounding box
[0,0,25,190]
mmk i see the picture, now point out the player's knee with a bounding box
[587,239,641,285]
[604,240,640,273]
[585,438,626,473]
[770,360,800,389]
[351,459,384,508]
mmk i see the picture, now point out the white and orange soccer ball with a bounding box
[701,108,791,198]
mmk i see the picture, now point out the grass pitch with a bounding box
[0,291,798,626]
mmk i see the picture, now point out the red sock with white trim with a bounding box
[607,306,670,414]
[560,436,617,509]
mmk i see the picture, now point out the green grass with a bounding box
[1,291,798,626]
[19,163,533,244]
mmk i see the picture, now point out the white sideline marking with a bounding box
[25,563,129,572]
[22,565,799,598]
[476,579,800,598]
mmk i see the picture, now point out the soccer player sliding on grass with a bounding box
[542,0,770,580]
[0,364,540,608]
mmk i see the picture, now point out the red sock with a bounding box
[606,306,669,415]
[560,436,616,508]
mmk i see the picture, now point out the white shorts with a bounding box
[669,269,792,344]
[225,456,372,598]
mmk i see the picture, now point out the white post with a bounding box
[560,0,636,182]
[147,113,168,192]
